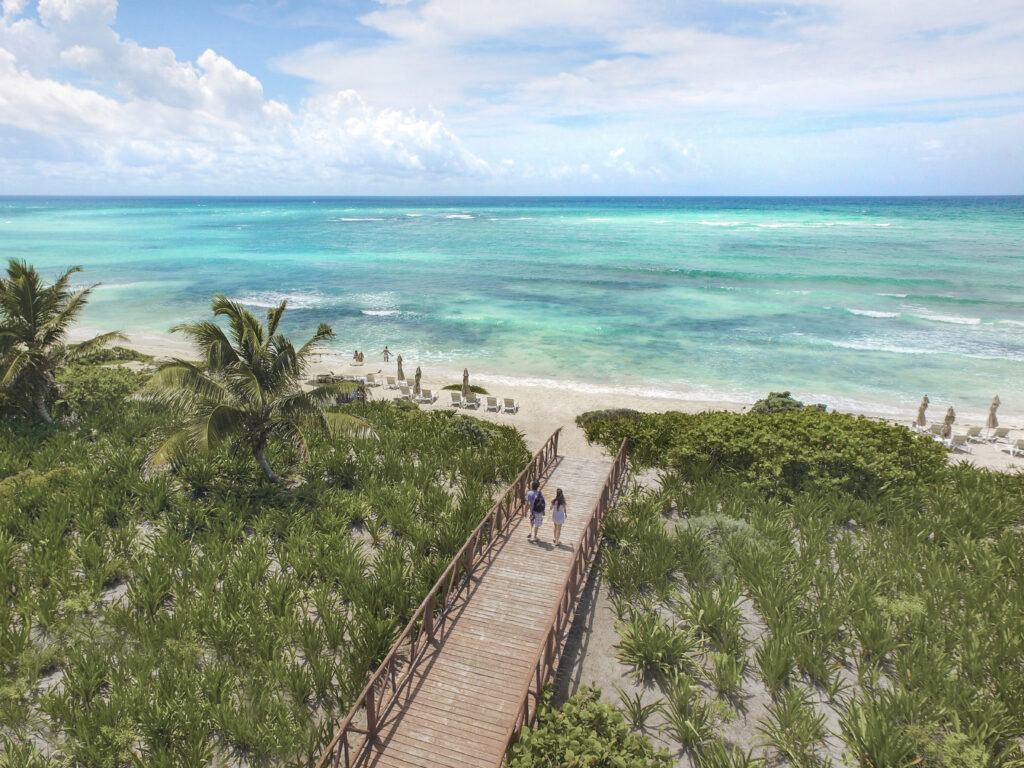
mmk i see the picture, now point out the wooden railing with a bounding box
[502,437,629,762]
[315,428,562,768]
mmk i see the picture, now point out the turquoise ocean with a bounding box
[1,196,1022,419]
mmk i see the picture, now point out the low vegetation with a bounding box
[578,407,1024,766]
[1,273,530,764]
[507,686,671,768]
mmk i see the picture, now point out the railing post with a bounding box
[366,685,377,742]
[423,592,434,640]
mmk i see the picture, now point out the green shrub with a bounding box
[507,686,671,767]
[578,407,947,499]
[749,391,825,415]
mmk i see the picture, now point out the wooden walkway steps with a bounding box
[317,432,629,768]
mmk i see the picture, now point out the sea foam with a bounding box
[847,309,900,318]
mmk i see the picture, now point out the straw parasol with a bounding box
[987,395,1000,429]
[396,355,404,382]
[462,368,470,399]
[414,366,422,397]
[917,395,929,428]
[942,406,955,439]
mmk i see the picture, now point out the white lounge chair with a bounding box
[386,376,398,389]
[503,398,519,414]
[485,396,500,412]
[449,391,462,407]
[998,439,1024,458]
[364,373,381,387]
[964,426,984,443]
[462,393,481,409]
[416,388,437,404]
[988,427,1011,444]
[396,386,413,400]
[946,434,971,453]
[397,379,409,390]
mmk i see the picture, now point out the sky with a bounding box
[0,0,1022,195]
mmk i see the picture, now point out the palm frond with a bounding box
[324,411,377,440]
[170,321,238,370]
[136,360,231,409]
[65,331,129,362]
[0,348,31,387]
[266,301,287,338]
[146,429,193,471]
[295,323,335,364]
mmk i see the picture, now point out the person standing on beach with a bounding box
[525,480,545,543]
[382,346,391,362]
[551,489,567,547]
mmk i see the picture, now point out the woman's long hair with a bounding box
[554,489,566,506]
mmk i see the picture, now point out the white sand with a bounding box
[86,330,1024,474]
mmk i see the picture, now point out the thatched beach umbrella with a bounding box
[917,395,929,428]
[414,366,422,396]
[462,368,470,399]
[942,406,955,439]
[987,395,1000,429]
[397,355,404,382]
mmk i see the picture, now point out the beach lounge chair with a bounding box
[503,398,519,414]
[927,424,944,441]
[315,373,333,384]
[386,376,398,389]
[449,391,462,407]
[964,426,984,443]
[946,434,971,453]
[397,379,408,389]
[397,386,412,400]
[365,373,381,387]
[416,388,437,404]
[462,393,481,409]
[485,396,500,412]
[998,439,1024,458]
[987,427,1011,444]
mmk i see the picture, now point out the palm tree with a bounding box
[139,295,370,483]
[0,259,125,423]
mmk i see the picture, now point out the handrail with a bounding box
[500,437,629,764]
[315,428,562,768]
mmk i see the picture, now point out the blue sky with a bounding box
[1,0,1022,194]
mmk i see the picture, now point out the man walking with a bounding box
[525,480,545,543]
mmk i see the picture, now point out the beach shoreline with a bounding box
[77,328,1024,473]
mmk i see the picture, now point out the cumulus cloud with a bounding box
[0,0,490,191]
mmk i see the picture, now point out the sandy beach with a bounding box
[87,330,1024,474]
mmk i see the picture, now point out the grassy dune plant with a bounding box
[0,351,530,765]
[615,609,698,682]
[593,408,1024,764]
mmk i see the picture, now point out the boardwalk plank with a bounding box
[357,456,614,768]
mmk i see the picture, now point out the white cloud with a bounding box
[2,0,27,18]
[0,0,490,190]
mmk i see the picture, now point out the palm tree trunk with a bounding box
[253,441,281,483]
[34,386,52,424]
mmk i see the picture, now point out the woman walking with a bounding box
[551,489,567,546]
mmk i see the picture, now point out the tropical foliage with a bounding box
[589,408,1024,766]
[0,259,124,422]
[506,687,671,768]
[137,295,368,482]
[0,353,530,765]
[577,406,947,498]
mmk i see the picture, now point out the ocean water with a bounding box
[1,196,1022,419]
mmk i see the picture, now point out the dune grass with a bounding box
[590,409,1024,766]
[0,358,529,766]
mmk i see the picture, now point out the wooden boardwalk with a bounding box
[364,455,614,768]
